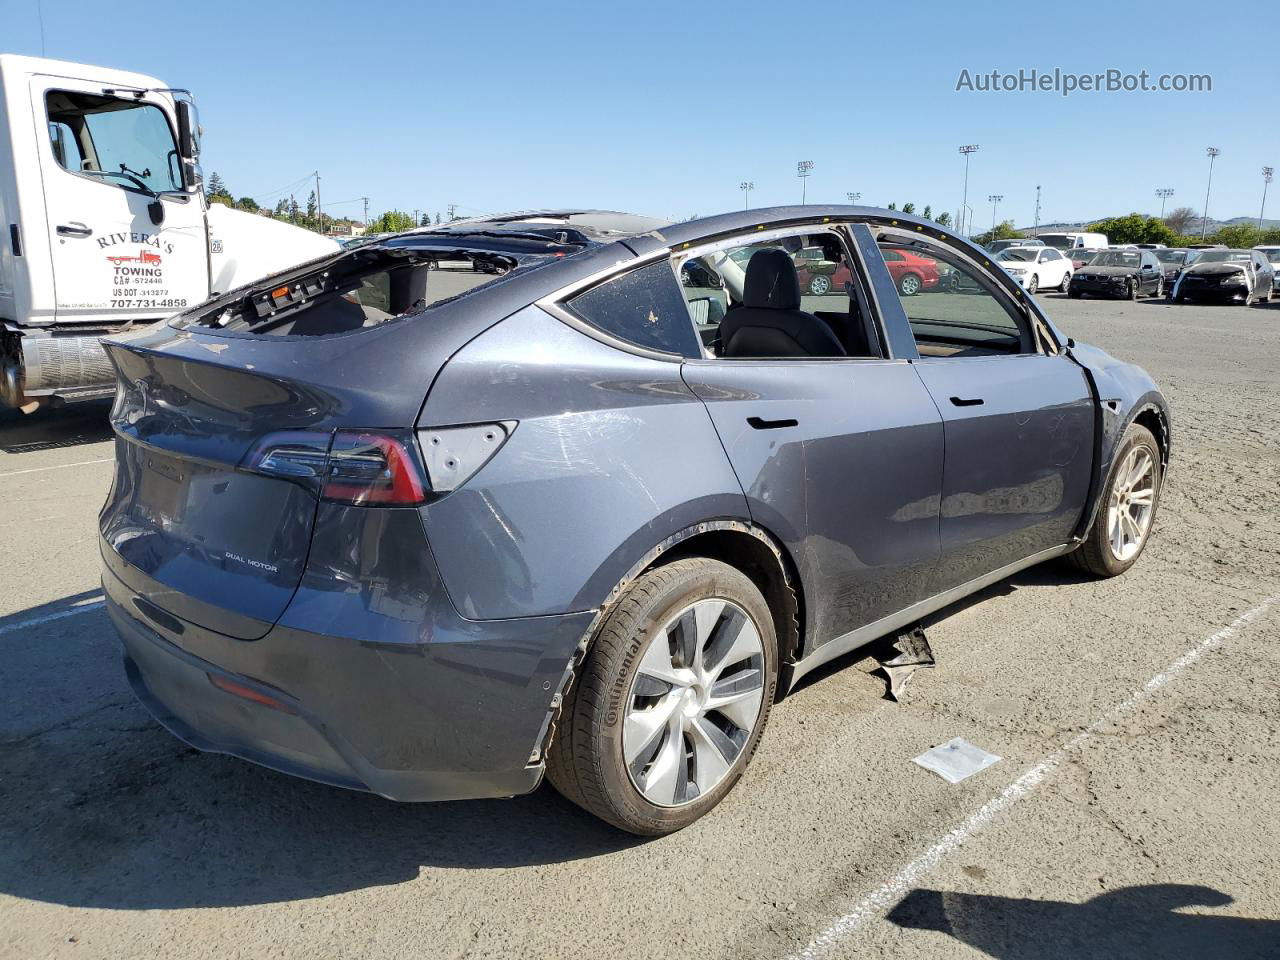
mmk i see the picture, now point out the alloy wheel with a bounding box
[1027,274,1039,295]
[1107,446,1156,562]
[623,598,766,807]
[809,275,831,296]
[900,274,921,296]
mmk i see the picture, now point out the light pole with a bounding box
[846,192,860,204]
[1260,167,1274,229]
[797,160,815,204]
[958,144,979,235]
[1201,147,1220,240]
[1034,184,1041,238]
[1155,188,1174,220]
[988,194,1003,241]
[739,181,754,210]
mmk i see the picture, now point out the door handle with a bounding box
[747,416,799,430]
[949,396,984,407]
[56,223,93,238]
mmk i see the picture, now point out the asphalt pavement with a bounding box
[1,292,1277,960]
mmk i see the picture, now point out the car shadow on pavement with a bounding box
[886,884,1279,959]
[0,601,644,911]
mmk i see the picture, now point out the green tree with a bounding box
[235,197,259,212]
[922,205,932,220]
[1087,213,1178,246]
[936,211,953,227]
[366,210,415,233]
[419,212,431,227]
[887,202,897,211]
[974,220,1020,246]
[1212,223,1263,248]
[902,202,916,215]
[205,171,229,199]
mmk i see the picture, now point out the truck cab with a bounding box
[0,54,337,410]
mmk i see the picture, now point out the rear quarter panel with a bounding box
[418,305,749,620]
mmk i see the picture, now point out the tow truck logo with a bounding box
[105,249,163,266]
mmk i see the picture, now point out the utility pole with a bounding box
[362,197,369,226]
[1201,147,1220,240]
[846,192,861,204]
[958,144,979,235]
[988,194,1003,240]
[314,171,323,235]
[413,209,420,227]
[447,203,457,221]
[1034,184,1041,238]
[739,181,754,210]
[1156,188,1174,220]
[796,161,815,204]
[1260,167,1274,229]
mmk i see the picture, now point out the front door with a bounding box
[32,73,209,326]
[872,237,1096,592]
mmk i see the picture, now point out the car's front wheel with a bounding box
[899,273,922,296]
[546,557,777,835]
[809,274,831,296]
[1068,423,1162,578]
[1027,274,1039,295]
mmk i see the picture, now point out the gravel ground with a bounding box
[1,293,1277,960]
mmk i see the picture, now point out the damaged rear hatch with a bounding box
[99,231,589,639]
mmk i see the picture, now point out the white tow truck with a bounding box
[0,54,338,411]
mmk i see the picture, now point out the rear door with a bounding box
[32,73,208,326]
[869,233,1095,593]
[675,225,945,650]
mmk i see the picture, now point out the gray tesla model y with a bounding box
[100,206,1170,834]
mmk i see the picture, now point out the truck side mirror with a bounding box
[176,100,204,194]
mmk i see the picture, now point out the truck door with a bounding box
[31,74,209,327]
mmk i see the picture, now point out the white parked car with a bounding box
[995,246,1073,294]
[1255,246,1280,293]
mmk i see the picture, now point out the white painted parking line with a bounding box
[0,598,105,637]
[0,457,113,479]
[787,593,1280,960]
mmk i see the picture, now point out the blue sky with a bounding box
[6,0,1275,229]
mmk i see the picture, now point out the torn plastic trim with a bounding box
[528,518,797,766]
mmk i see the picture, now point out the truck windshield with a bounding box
[46,91,182,193]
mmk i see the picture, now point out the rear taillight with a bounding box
[322,431,427,505]
[241,429,428,506]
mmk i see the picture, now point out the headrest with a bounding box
[743,248,801,310]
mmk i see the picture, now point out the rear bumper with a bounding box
[103,530,595,802]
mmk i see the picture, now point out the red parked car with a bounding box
[794,247,940,296]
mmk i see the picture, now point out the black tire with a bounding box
[808,274,831,296]
[546,557,778,835]
[1067,423,1162,578]
[1173,292,1186,304]
[1059,271,1072,292]
[899,272,922,296]
[1128,279,1139,300]
[1068,288,1082,299]
[1153,278,1163,299]
[1027,274,1039,295]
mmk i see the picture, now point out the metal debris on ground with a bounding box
[913,738,1002,784]
[874,624,935,700]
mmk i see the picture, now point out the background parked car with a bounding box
[1069,249,1102,270]
[987,238,1044,254]
[1254,245,1280,294]
[800,247,941,296]
[1171,249,1274,304]
[1154,248,1198,290]
[1068,249,1164,299]
[995,246,1072,293]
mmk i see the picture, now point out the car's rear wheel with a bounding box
[546,557,777,835]
[809,274,831,296]
[899,273,922,296]
[1068,423,1162,578]
[1153,278,1164,298]
[1059,271,1072,291]
[1027,274,1039,295]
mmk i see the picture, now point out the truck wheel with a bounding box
[1068,423,1162,578]
[546,557,777,835]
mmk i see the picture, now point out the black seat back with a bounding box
[720,249,846,358]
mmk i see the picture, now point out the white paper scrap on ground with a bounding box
[913,738,1002,784]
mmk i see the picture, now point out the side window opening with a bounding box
[675,230,882,360]
[878,241,1033,358]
